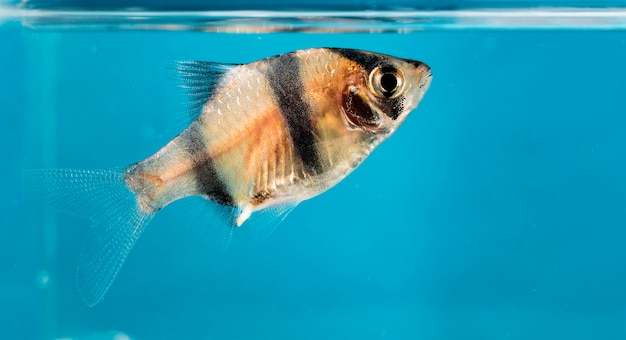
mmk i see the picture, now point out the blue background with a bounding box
[2,17,626,340]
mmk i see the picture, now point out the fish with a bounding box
[26,48,432,306]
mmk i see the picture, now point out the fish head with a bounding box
[337,50,432,135]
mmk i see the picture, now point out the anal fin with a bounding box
[168,196,239,254]
[239,202,299,241]
[173,198,299,253]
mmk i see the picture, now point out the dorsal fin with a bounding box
[175,61,239,122]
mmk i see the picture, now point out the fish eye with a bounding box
[369,65,404,99]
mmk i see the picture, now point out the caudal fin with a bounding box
[24,168,153,307]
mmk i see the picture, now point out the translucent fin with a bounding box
[171,198,297,252]
[24,168,154,307]
[169,196,239,254]
[175,61,238,122]
[242,202,299,241]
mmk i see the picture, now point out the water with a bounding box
[3,4,626,339]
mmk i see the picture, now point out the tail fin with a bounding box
[24,168,154,307]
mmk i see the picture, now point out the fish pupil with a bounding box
[380,73,398,95]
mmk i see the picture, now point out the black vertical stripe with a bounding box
[180,123,235,206]
[266,53,322,175]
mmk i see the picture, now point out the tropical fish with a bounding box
[27,48,432,306]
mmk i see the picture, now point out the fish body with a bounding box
[28,48,431,306]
